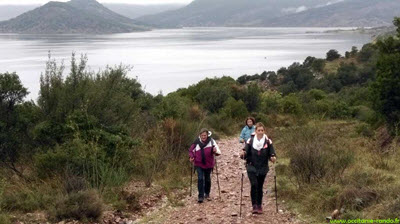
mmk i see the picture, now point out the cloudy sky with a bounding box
[0,0,193,5]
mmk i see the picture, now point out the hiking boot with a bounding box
[198,197,204,203]
[257,205,263,214]
[252,205,258,214]
[205,194,212,201]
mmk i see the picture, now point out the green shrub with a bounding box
[326,49,341,61]
[64,176,88,194]
[220,97,248,119]
[35,137,132,190]
[51,190,103,222]
[1,187,45,212]
[135,127,166,187]
[352,105,377,123]
[355,123,374,137]
[308,89,327,101]
[330,101,351,119]
[195,87,230,113]
[156,93,191,119]
[311,99,333,117]
[260,90,283,114]
[285,125,354,185]
[242,83,261,112]
[338,187,378,211]
[207,113,237,136]
[281,94,303,115]
[0,213,10,224]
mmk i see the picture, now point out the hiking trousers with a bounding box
[196,166,212,198]
[247,171,266,206]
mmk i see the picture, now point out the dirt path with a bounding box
[136,137,302,224]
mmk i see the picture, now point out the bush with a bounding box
[260,90,283,114]
[358,43,377,62]
[189,104,204,121]
[326,49,341,61]
[1,188,43,212]
[51,190,103,222]
[64,176,88,194]
[308,89,327,101]
[338,187,378,211]
[285,125,354,185]
[242,84,261,112]
[35,136,132,190]
[355,123,374,137]
[0,181,57,213]
[281,94,303,115]
[0,214,10,224]
[156,93,191,119]
[220,97,248,119]
[330,101,351,119]
[352,105,377,123]
[207,113,237,136]
[337,63,359,86]
[195,87,230,113]
[136,125,168,187]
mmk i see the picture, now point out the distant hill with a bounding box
[0,0,150,34]
[136,0,338,27]
[137,0,400,28]
[104,4,185,19]
[0,5,39,21]
[0,3,185,22]
[263,0,400,27]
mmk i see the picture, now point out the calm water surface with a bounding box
[0,27,372,100]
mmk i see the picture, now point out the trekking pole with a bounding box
[274,162,278,213]
[239,143,246,218]
[239,170,244,218]
[214,155,221,200]
[190,162,193,197]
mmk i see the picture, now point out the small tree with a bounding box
[372,17,400,134]
[0,72,29,176]
[326,49,341,61]
[311,59,326,73]
[350,46,358,56]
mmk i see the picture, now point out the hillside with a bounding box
[0,3,184,21]
[263,0,400,27]
[0,0,150,34]
[136,0,329,27]
[137,0,400,28]
[104,3,185,19]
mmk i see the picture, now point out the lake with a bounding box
[0,27,372,100]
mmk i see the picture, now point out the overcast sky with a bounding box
[0,0,193,5]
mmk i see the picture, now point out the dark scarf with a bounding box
[195,137,212,165]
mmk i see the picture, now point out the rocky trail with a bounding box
[134,137,303,224]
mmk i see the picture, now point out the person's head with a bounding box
[199,128,209,142]
[255,122,265,137]
[246,117,255,127]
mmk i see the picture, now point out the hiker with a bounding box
[240,122,276,214]
[239,117,256,143]
[189,128,221,203]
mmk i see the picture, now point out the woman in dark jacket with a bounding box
[241,122,276,214]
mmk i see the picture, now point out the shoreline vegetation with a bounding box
[0,17,399,223]
[322,26,397,39]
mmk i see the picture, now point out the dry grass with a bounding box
[274,120,400,223]
[324,57,359,74]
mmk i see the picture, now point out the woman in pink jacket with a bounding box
[189,128,221,203]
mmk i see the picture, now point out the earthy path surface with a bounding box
[136,137,303,224]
